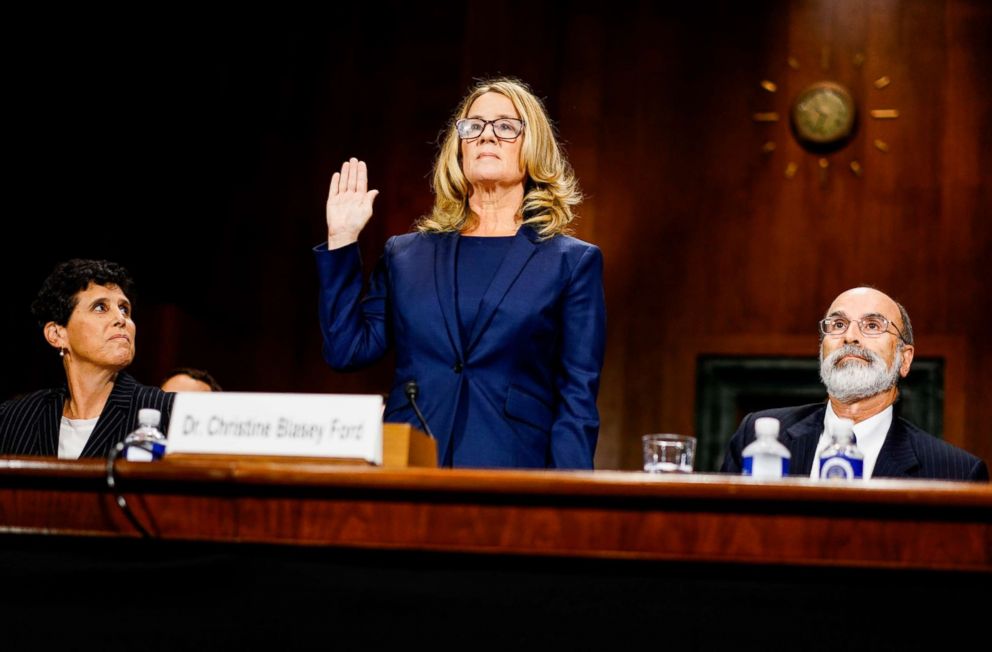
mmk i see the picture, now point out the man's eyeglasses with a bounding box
[455,118,525,141]
[818,316,907,342]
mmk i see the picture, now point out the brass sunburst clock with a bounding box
[752,49,900,181]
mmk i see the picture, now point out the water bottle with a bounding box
[741,417,791,478]
[123,408,167,462]
[819,418,864,480]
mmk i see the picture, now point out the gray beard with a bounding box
[819,343,901,403]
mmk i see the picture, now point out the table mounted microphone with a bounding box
[404,380,436,440]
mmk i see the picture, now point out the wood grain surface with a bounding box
[2,457,989,572]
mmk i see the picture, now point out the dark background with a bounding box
[3,1,990,469]
[3,536,985,649]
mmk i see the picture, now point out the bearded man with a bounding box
[721,287,988,481]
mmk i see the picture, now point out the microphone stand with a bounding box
[404,380,436,440]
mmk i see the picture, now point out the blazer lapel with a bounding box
[464,228,538,353]
[872,419,919,478]
[783,405,827,476]
[41,389,65,457]
[80,373,136,458]
[433,233,465,362]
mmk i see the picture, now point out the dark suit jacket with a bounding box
[721,403,989,481]
[314,227,606,469]
[0,372,174,458]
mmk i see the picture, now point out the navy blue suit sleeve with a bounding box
[968,458,989,482]
[314,239,392,371]
[550,245,606,469]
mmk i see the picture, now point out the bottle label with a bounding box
[124,440,166,463]
[743,454,790,478]
[819,454,864,480]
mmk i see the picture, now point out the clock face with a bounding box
[791,81,856,148]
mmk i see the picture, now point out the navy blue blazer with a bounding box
[314,226,606,469]
[0,372,174,458]
[721,403,989,481]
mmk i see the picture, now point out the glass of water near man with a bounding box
[642,433,696,473]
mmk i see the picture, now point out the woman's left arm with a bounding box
[551,245,606,469]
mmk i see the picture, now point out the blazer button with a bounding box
[453,361,463,373]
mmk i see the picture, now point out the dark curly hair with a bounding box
[30,259,136,328]
[161,367,223,392]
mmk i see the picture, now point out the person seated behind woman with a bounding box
[161,367,222,392]
[315,78,606,469]
[0,259,174,458]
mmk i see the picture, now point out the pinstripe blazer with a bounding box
[0,372,174,459]
[720,403,989,481]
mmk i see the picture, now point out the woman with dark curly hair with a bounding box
[314,78,605,469]
[0,259,173,458]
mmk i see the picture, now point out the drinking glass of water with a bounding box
[642,434,696,473]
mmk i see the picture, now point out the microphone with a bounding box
[404,380,436,440]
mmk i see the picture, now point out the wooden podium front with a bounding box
[0,456,989,649]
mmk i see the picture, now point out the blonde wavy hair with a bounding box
[416,78,582,238]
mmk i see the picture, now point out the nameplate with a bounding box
[166,393,383,464]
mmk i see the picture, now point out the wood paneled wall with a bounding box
[3,1,989,469]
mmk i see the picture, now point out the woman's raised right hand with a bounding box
[326,158,379,249]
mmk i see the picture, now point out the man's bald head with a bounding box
[819,286,916,404]
[825,287,913,345]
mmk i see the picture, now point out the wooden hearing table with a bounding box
[1,457,989,648]
[0,456,988,570]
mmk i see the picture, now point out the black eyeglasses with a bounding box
[818,316,907,342]
[455,118,525,141]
